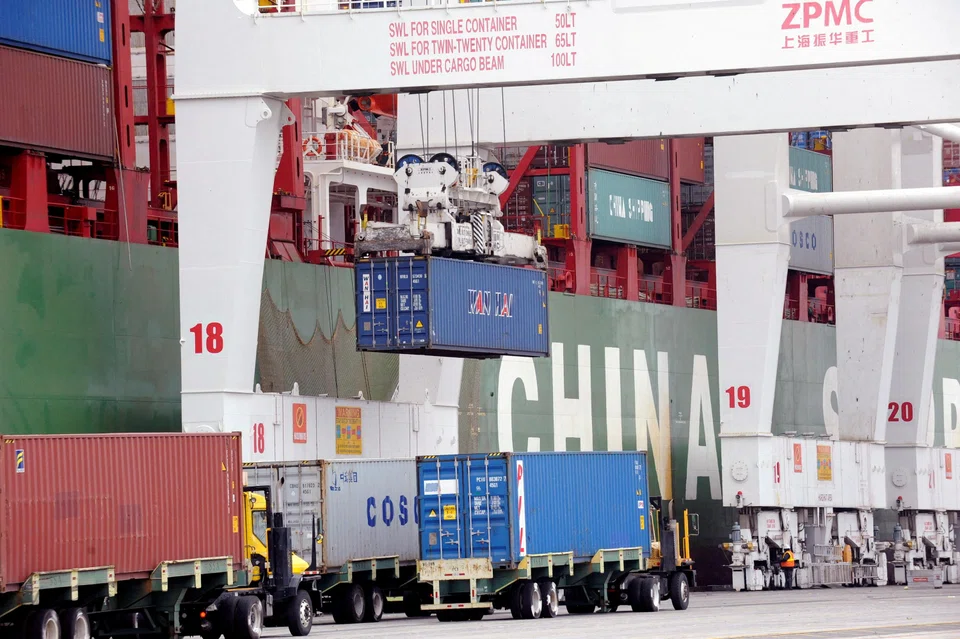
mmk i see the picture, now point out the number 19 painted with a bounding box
[725,385,751,408]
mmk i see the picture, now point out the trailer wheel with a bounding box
[26,609,60,639]
[537,579,559,618]
[669,573,690,611]
[362,584,384,622]
[233,596,264,639]
[332,584,365,624]
[60,608,91,639]
[402,591,430,618]
[285,590,314,636]
[519,581,543,620]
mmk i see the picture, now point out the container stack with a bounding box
[0,1,115,160]
[532,175,571,239]
[583,138,705,251]
[683,141,715,261]
[944,141,960,187]
[789,130,833,156]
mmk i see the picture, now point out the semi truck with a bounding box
[0,433,339,639]
[240,458,433,625]
[415,451,698,622]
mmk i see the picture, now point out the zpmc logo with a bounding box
[292,403,308,444]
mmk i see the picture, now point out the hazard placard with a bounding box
[443,505,456,520]
[415,320,423,329]
[428,509,437,518]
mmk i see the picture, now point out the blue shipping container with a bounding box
[417,452,652,565]
[0,0,113,65]
[355,256,550,358]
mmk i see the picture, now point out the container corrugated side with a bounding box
[322,459,420,567]
[0,433,244,591]
[788,147,835,275]
[0,0,113,65]
[586,168,671,248]
[586,140,670,180]
[244,459,420,570]
[676,138,706,184]
[355,257,550,358]
[0,45,114,159]
[417,452,652,565]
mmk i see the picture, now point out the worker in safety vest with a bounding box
[780,548,797,589]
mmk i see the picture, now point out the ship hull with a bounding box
[6,230,960,586]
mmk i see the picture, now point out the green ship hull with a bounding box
[4,229,960,586]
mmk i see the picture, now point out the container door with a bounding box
[393,258,430,347]
[461,455,512,564]
[356,260,393,348]
[418,457,465,560]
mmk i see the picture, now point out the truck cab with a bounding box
[243,492,311,579]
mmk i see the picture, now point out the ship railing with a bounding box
[0,196,119,240]
[784,296,835,325]
[302,131,394,168]
[945,318,960,342]
[639,276,671,305]
[591,268,625,300]
[685,283,716,310]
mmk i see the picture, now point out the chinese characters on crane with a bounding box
[781,0,876,50]
[387,12,579,77]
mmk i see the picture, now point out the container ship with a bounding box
[3,0,960,590]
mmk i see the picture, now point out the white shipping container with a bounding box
[243,459,420,570]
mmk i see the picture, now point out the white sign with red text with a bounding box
[178,0,960,98]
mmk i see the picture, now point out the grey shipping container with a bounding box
[243,459,420,570]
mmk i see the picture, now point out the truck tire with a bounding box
[632,578,659,613]
[537,579,559,618]
[233,596,264,639]
[285,590,314,636]
[669,572,690,611]
[60,608,91,639]
[363,584,384,622]
[519,581,543,620]
[332,584,365,624]
[26,609,59,639]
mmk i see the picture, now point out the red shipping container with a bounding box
[676,138,706,184]
[0,44,114,160]
[586,138,706,183]
[587,140,670,180]
[0,433,245,592]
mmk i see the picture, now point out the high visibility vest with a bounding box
[780,550,796,568]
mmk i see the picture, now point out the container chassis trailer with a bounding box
[414,452,698,622]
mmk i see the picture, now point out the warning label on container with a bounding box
[443,504,457,520]
[429,509,437,518]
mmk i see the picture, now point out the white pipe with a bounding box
[782,187,960,218]
[907,222,960,245]
[938,242,960,254]
[917,123,960,145]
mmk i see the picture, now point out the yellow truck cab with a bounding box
[244,492,311,578]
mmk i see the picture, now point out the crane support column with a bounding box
[885,128,960,586]
[831,129,904,445]
[175,96,293,441]
[715,134,800,592]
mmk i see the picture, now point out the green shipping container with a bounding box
[586,168,671,248]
